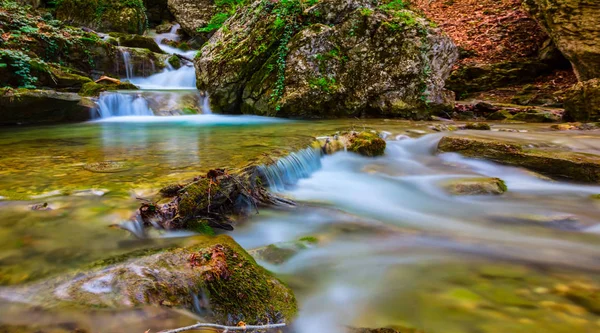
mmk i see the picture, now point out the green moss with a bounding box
[348,132,387,157]
[167,55,181,69]
[299,236,318,243]
[464,122,491,130]
[78,81,138,97]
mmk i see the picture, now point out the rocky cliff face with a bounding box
[194,0,458,119]
[167,0,216,38]
[55,0,148,34]
[523,0,600,81]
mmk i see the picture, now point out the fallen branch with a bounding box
[158,322,286,333]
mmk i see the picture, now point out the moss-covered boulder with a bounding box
[464,122,491,130]
[78,80,138,97]
[22,235,296,325]
[167,54,181,69]
[523,0,600,81]
[167,0,216,39]
[563,78,600,122]
[446,61,550,97]
[441,177,507,196]
[512,110,559,122]
[487,110,513,120]
[322,131,386,157]
[56,0,148,34]
[115,46,169,77]
[110,33,164,53]
[195,0,458,118]
[438,136,600,183]
[0,88,94,125]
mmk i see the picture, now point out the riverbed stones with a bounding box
[523,0,600,81]
[441,177,507,196]
[195,0,458,118]
[42,235,297,325]
[437,136,600,183]
[322,131,386,157]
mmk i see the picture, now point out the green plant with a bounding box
[198,12,230,33]
[309,76,337,93]
[0,49,39,88]
[380,0,408,11]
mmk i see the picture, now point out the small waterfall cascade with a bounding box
[95,93,153,118]
[257,147,323,192]
[202,93,212,114]
[121,50,134,80]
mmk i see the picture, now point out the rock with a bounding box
[446,61,551,97]
[487,110,513,120]
[348,327,425,333]
[322,131,386,157]
[167,54,181,69]
[473,101,500,113]
[0,88,94,125]
[155,22,175,33]
[563,78,600,122]
[144,0,174,26]
[168,0,216,39]
[78,80,138,97]
[195,0,458,118]
[27,235,297,325]
[115,46,169,78]
[438,136,600,183]
[441,177,507,195]
[109,33,164,54]
[538,38,571,69]
[512,110,559,122]
[83,161,132,173]
[523,0,600,81]
[488,214,582,231]
[464,122,491,130]
[56,0,148,34]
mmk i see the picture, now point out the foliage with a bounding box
[309,76,337,93]
[0,49,41,88]
[197,0,248,33]
[380,0,409,11]
[198,12,230,33]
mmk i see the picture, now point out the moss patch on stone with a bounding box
[442,177,507,195]
[348,132,387,157]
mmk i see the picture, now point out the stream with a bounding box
[0,30,599,333]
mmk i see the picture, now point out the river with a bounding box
[0,29,599,333]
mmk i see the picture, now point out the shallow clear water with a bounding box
[1,118,600,333]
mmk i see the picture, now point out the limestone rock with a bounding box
[322,131,387,157]
[441,177,507,195]
[167,0,216,39]
[523,0,600,81]
[0,89,94,125]
[438,136,600,183]
[195,0,458,118]
[563,78,600,122]
[109,33,164,54]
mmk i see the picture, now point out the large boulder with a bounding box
[523,0,600,81]
[195,0,458,119]
[13,235,297,325]
[55,0,148,34]
[167,0,216,38]
[563,78,600,121]
[0,88,94,125]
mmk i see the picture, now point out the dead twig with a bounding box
[157,322,286,333]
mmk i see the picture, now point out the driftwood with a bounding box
[95,76,122,85]
[135,167,293,233]
[173,53,193,64]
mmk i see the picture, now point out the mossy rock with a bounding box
[110,34,164,53]
[56,0,148,34]
[563,78,600,122]
[441,177,507,195]
[83,161,132,173]
[464,122,491,130]
[348,132,387,157]
[167,55,181,69]
[512,111,559,123]
[487,110,513,121]
[438,136,600,183]
[23,235,296,325]
[78,81,138,97]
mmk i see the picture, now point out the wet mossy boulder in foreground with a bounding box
[55,0,148,34]
[441,177,507,196]
[45,235,296,325]
[322,131,386,157]
[563,78,600,122]
[438,136,600,183]
[0,89,94,125]
[523,0,600,81]
[195,0,458,118]
[78,80,139,97]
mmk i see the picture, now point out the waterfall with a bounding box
[202,93,212,114]
[257,147,323,192]
[94,93,153,118]
[122,50,133,80]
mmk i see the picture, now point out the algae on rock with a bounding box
[195,0,458,118]
[55,0,148,34]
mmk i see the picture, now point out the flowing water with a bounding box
[1,30,600,333]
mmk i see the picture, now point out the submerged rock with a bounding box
[523,0,600,81]
[464,122,491,130]
[195,0,458,118]
[56,0,148,34]
[512,110,559,123]
[27,235,296,325]
[563,78,600,122]
[441,177,507,196]
[437,136,600,183]
[0,89,94,125]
